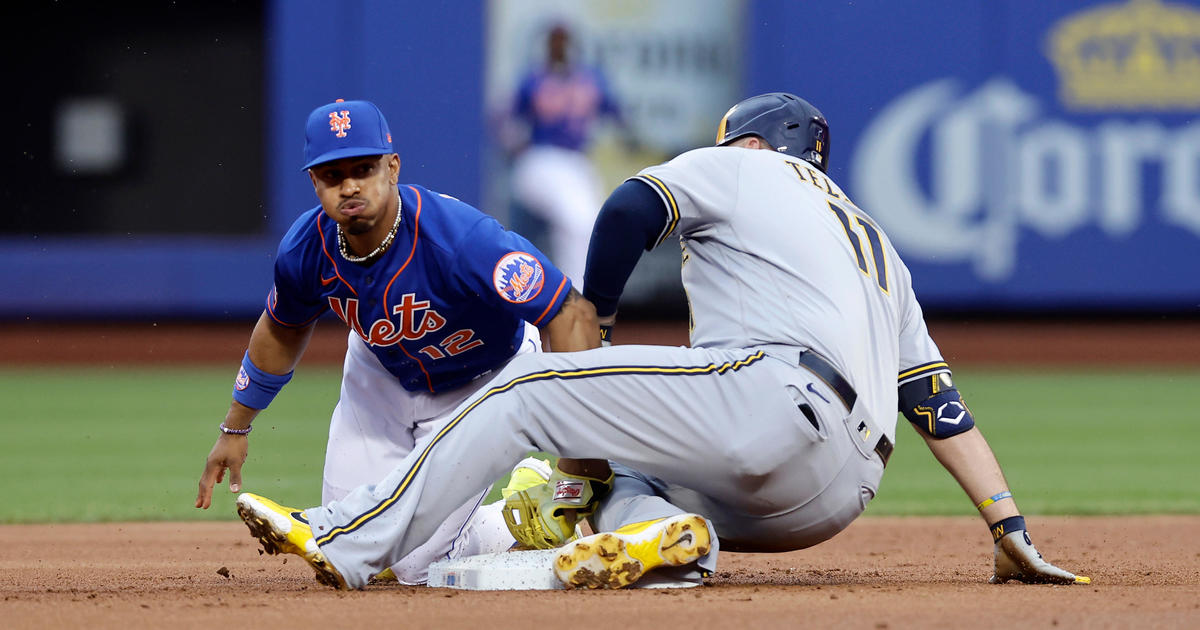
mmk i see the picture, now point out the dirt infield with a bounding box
[2,320,1196,627]
[1,516,1196,629]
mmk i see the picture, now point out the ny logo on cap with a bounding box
[328,110,351,138]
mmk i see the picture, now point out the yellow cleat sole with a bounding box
[555,514,710,590]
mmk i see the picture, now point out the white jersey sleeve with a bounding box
[632,147,745,247]
[893,255,951,386]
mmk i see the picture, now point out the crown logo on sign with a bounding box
[1046,0,1200,110]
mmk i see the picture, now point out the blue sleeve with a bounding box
[452,215,572,327]
[265,217,328,327]
[582,179,668,318]
[514,74,536,119]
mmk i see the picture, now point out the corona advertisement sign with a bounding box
[818,0,1200,308]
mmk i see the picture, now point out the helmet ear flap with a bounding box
[808,118,830,172]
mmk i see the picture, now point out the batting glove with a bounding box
[991,526,1090,585]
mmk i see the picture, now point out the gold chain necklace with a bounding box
[337,197,403,263]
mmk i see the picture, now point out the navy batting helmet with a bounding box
[715,92,831,172]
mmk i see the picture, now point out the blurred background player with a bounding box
[195,98,599,585]
[500,21,635,288]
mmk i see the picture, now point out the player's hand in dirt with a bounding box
[990,528,1091,585]
[195,434,249,509]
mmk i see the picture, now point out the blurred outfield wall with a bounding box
[2,0,1197,319]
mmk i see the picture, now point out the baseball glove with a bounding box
[503,468,613,550]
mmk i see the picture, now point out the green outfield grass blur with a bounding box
[0,364,1196,523]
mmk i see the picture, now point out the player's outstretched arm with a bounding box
[503,178,665,546]
[195,312,315,509]
[918,428,1090,584]
[539,287,612,478]
[502,289,612,547]
[539,288,600,352]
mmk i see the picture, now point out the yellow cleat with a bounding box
[554,513,711,589]
[500,456,553,499]
[370,567,398,583]
[236,493,348,590]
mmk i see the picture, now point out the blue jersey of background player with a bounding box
[268,182,570,392]
[197,99,598,583]
[505,23,636,288]
[512,57,621,152]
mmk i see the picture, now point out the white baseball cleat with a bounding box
[554,513,711,589]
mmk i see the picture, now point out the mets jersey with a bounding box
[514,66,621,151]
[633,147,948,438]
[267,184,571,393]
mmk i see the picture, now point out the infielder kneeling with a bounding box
[196,98,599,585]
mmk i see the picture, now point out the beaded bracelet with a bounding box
[219,422,253,435]
[976,491,1013,511]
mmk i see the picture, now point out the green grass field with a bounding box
[1,364,1196,523]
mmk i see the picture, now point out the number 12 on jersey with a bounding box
[827,201,889,294]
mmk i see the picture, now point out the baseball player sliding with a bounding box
[233,93,1088,590]
[195,99,599,585]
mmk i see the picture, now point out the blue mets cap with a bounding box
[302,99,394,170]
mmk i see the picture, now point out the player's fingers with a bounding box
[229,463,243,494]
[196,467,219,509]
[196,485,212,509]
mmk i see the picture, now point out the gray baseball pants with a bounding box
[305,344,886,588]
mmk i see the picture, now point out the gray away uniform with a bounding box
[304,146,951,588]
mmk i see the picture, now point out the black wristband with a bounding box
[599,324,613,345]
[989,515,1026,542]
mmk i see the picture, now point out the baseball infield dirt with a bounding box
[2,320,1197,628]
[1,516,1197,629]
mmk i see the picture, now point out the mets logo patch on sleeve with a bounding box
[235,367,250,391]
[492,252,545,303]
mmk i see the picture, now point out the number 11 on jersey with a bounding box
[827,201,889,294]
